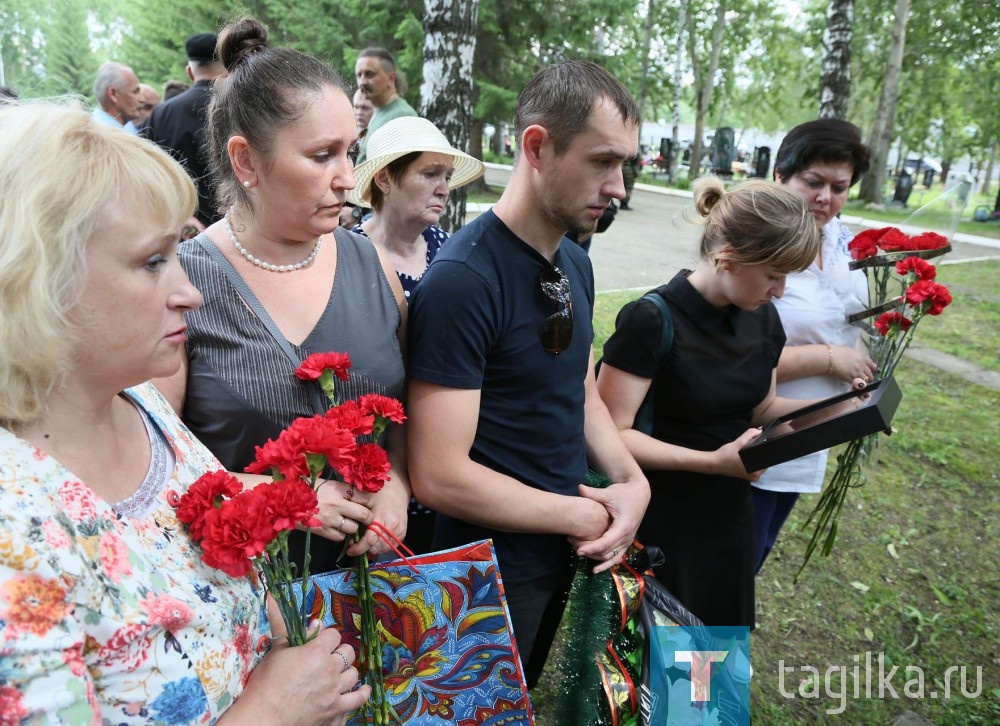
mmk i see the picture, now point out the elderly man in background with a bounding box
[135,83,161,124]
[353,47,416,163]
[143,32,226,231]
[92,61,142,133]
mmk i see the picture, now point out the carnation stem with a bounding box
[796,436,870,582]
[353,529,390,725]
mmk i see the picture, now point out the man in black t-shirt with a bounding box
[407,61,650,689]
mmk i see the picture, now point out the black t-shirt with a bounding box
[407,210,595,583]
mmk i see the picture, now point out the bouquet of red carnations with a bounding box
[797,228,953,576]
[174,352,405,723]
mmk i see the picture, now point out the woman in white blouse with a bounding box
[751,119,878,572]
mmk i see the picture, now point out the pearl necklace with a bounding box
[224,212,322,273]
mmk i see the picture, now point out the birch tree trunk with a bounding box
[421,0,479,232]
[687,0,727,180]
[982,141,996,197]
[818,0,853,119]
[859,0,909,205]
[636,0,657,125]
[668,0,688,185]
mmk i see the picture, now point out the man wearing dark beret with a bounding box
[142,32,226,230]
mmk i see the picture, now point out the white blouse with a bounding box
[754,217,869,493]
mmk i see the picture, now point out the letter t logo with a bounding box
[675,650,729,701]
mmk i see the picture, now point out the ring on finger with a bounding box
[332,647,351,673]
[612,547,619,557]
[336,515,346,530]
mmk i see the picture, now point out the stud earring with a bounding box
[243,180,251,188]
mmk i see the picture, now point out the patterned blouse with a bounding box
[0,383,269,724]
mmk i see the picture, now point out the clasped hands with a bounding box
[568,475,650,574]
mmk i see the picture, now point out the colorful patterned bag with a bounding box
[306,539,535,725]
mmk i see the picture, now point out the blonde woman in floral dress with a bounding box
[0,102,368,724]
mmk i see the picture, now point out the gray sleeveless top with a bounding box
[178,230,405,474]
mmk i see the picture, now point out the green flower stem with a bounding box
[353,530,390,725]
[797,435,872,582]
[258,528,315,646]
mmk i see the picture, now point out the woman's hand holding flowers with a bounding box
[310,479,374,543]
[828,345,877,384]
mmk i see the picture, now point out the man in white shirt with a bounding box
[92,62,142,134]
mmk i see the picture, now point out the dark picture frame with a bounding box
[739,376,902,472]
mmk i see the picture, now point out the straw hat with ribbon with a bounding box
[347,116,485,207]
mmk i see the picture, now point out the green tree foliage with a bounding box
[4,0,999,183]
[1,0,49,95]
[117,0,241,91]
[39,0,98,98]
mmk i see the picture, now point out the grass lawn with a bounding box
[532,261,1000,724]
[466,184,503,205]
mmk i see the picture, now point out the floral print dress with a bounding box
[0,383,269,724]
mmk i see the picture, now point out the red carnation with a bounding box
[295,352,352,382]
[245,433,312,482]
[895,257,937,281]
[905,280,953,315]
[876,227,911,252]
[246,415,358,481]
[874,311,913,337]
[908,232,949,251]
[326,399,375,437]
[342,443,391,494]
[176,470,243,541]
[199,491,276,578]
[357,394,407,424]
[925,284,952,315]
[848,228,884,260]
[256,480,321,532]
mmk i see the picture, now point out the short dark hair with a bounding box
[773,118,871,187]
[514,60,639,156]
[162,80,190,101]
[369,151,421,212]
[358,47,396,72]
[209,17,348,213]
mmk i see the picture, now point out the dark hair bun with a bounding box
[217,17,269,72]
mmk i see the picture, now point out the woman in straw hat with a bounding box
[348,116,486,302]
[348,117,483,552]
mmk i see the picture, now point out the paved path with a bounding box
[479,166,1000,294]
[473,166,1000,392]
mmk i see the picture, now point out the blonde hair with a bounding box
[0,101,196,425]
[692,176,819,272]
